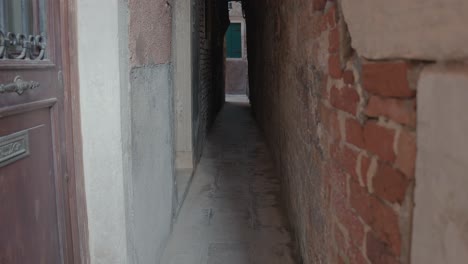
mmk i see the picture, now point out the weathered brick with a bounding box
[313,0,327,11]
[320,15,329,32]
[336,204,365,248]
[329,27,340,53]
[245,1,419,262]
[348,245,369,264]
[330,86,360,115]
[343,70,355,85]
[350,181,401,256]
[395,129,416,178]
[330,160,348,198]
[332,189,348,218]
[366,232,399,264]
[365,96,416,127]
[334,224,347,253]
[329,54,343,79]
[342,147,360,182]
[320,76,329,100]
[326,5,337,27]
[373,162,410,204]
[362,62,416,98]
[329,112,341,141]
[320,103,341,141]
[363,122,396,162]
[331,143,359,181]
[359,154,371,187]
[345,118,365,148]
[337,256,346,264]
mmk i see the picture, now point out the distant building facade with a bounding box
[225,1,249,95]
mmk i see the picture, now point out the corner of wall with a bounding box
[173,0,195,172]
[117,0,135,263]
[77,0,131,263]
[126,0,176,263]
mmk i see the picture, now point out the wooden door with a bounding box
[0,0,76,263]
[226,23,241,58]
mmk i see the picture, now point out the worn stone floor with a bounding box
[161,95,297,264]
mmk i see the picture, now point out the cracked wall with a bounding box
[246,0,468,263]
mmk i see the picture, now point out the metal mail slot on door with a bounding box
[0,130,30,168]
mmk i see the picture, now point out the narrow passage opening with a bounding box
[225,1,249,98]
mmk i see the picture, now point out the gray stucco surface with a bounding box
[412,65,468,264]
[129,64,175,264]
[173,0,194,170]
[341,0,468,60]
[161,96,297,264]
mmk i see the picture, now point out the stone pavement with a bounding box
[161,95,297,264]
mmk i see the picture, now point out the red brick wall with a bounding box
[246,1,419,263]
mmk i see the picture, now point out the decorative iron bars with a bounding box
[0,30,46,60]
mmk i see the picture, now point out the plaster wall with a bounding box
[129,65,174,264]
[128,0,175,263]
[173,0,194,170]
[225,60,248,95]
[341,0,468,60]
[129,0,172,66]
[412,65,468,264]
[229,1,243,17]
[77,0,130,263]
[78,0,175,263]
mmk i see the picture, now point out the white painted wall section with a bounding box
[77,0,130,263]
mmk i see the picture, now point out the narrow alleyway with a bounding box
[161,95,297,264]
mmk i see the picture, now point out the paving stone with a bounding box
[161,95,297,264]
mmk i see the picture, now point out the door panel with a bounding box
[0,107,61,264]
[0,0,73,263]
[226,23,241,58]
